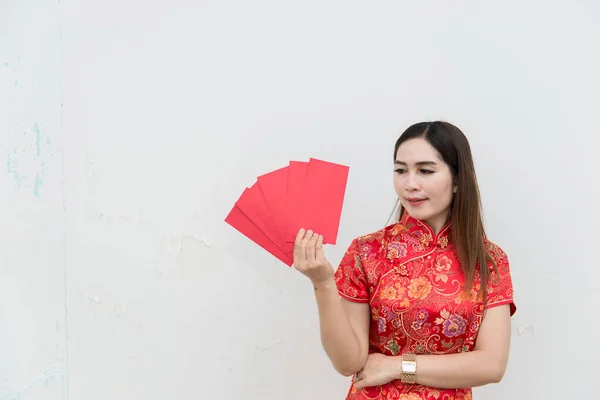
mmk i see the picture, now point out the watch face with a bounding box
[402,361,417,374]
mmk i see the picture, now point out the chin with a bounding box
[403,207,430,221]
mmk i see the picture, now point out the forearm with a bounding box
[411,350,506,389]
[313,279,364,376]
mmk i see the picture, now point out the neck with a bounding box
[424,218,448,236]
[400,209,451,235]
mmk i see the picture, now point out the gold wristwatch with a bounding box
[400,353,417,384]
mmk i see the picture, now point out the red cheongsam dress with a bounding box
[333,212,516,400]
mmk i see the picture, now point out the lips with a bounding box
[406,197,427,206]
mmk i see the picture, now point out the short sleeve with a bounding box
[484,242,517,316]
[334,238,369,303]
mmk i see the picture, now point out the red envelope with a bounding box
[257,166,289,244]
[282,161,308,252]
[294,158,349,245]
[225,198,293,266]
[235,182,282,250]
[225,158,349,266]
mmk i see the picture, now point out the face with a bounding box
[394,138,455,234]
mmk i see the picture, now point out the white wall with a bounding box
[0,1,67,399]
[1,1,598,399]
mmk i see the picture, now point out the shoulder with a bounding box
[335,224,402,296]
[483,238,511,275]
[484,238,508,260]
[481,238,516,314]
[346,222,406,260]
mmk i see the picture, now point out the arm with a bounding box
[353,304,512,390]
[312,280,371,376]
[412,304,512,388]
[293,229,371,377]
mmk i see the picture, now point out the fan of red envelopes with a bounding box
[225,158,350,266]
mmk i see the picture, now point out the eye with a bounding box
[420,169,434,174]
[394,168,406,174]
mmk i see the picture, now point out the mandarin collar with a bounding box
[396,210,452,250]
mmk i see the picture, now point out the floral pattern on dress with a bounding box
[334,212,516,400]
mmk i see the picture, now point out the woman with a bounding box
[293,121,516,399]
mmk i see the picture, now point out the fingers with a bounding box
[353,373,364,390]
[293,229,308,264]
[294,228,306,244]
[293,229,323,265]
[315,234,324,260]
[293,228,307,264]
[293,229,314,265]
[353,371,370,390]
[353,380,366,390]
[306,232,319,263]
[293,229,331,283]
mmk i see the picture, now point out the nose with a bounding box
[405,172,420,192]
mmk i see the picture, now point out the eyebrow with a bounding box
[394,160,438,166]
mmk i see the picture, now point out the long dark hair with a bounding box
[393,121,497,300]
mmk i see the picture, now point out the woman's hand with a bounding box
[293,229,334,286]
[352,353,401,390]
